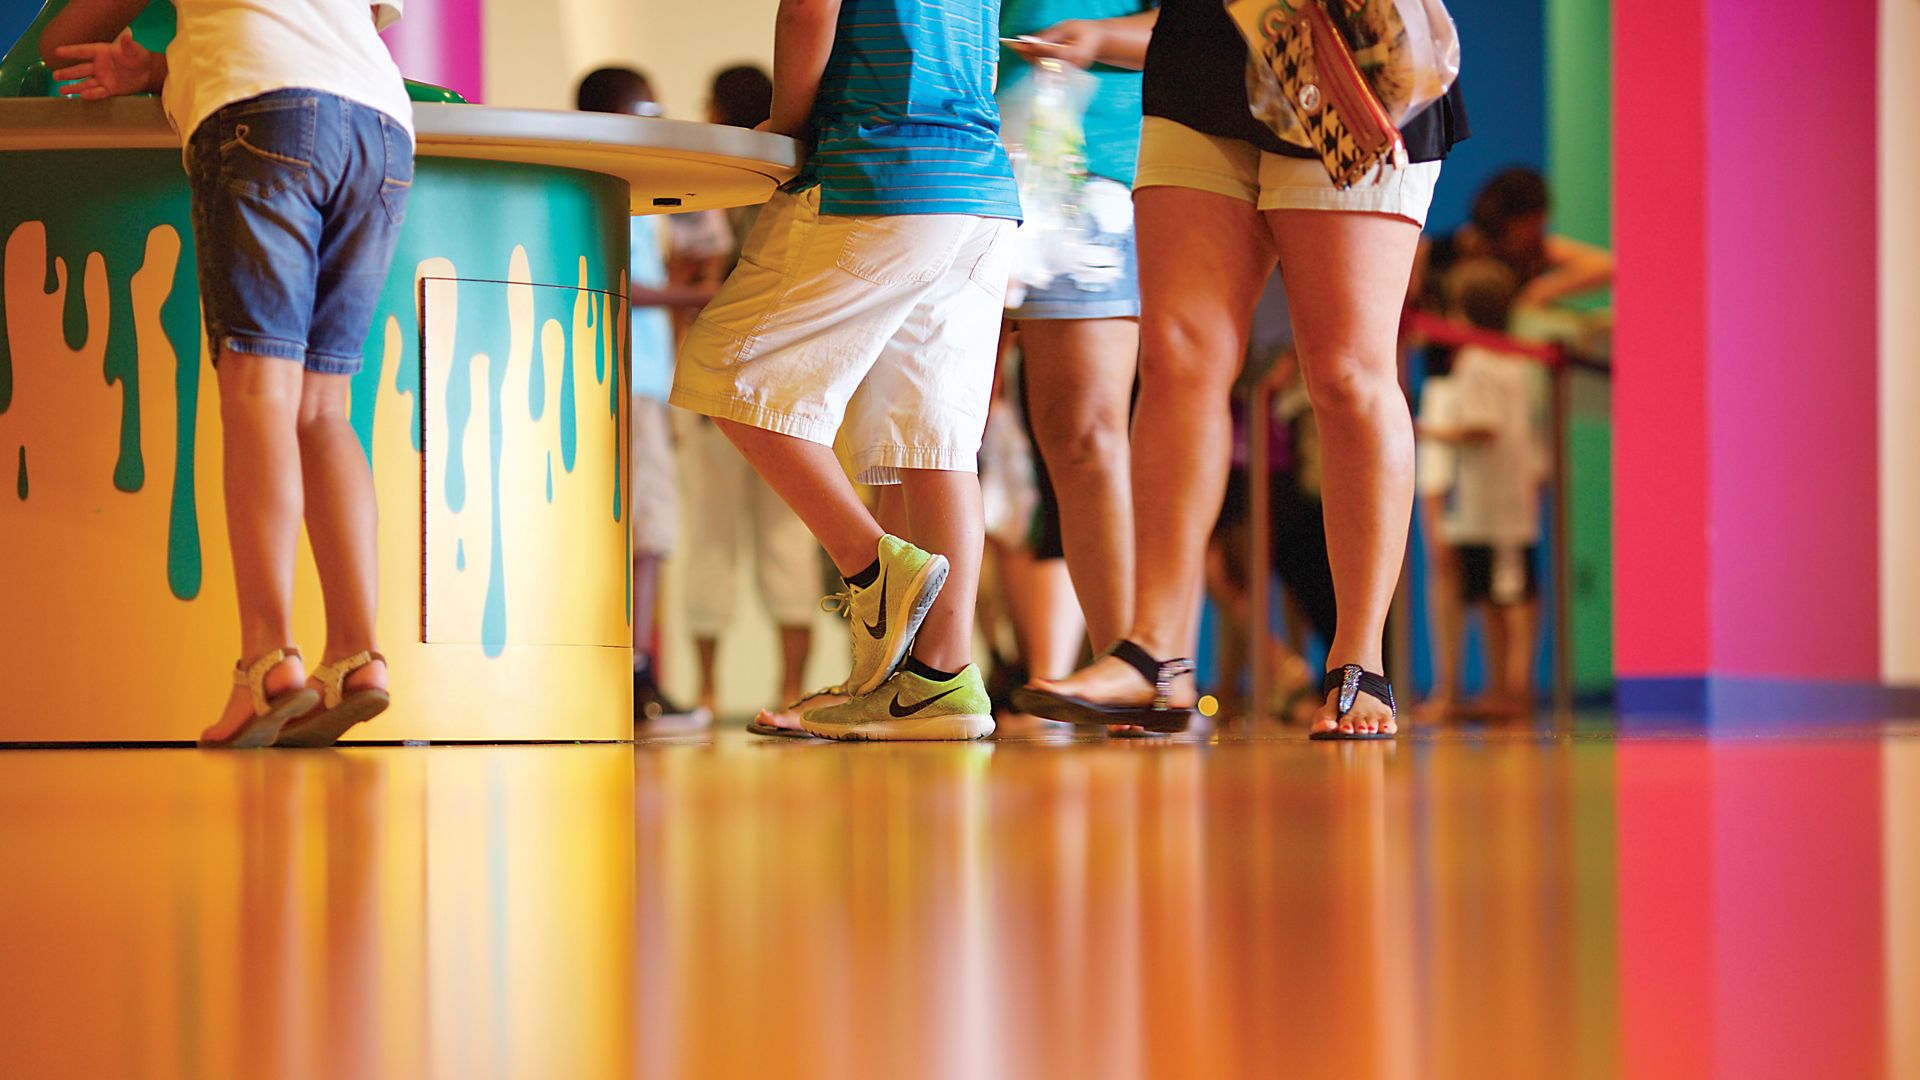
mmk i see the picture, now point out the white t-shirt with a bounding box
[1415,374,1459,500]
[1445,345,1549,546]
[163,1,414,146]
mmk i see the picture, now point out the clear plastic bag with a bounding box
[1231,0,1461,138]
[1390,0,1462,124]
[997,59,1103,308]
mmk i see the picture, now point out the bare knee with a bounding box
[1034,403,1128,474]
[1140,315,1242,398]
[296,375,355,438]
[1301,351,1399,422]
[295,400,351,442]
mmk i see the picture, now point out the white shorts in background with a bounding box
[630,394,678,558]
[674,412,823,635]
[1135,116,1442,226]
[669,187,1014,485]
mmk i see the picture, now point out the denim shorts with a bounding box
[187,89,414,375]
[1005,176,1140,321]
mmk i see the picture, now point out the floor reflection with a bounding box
[1,728,1915,1079]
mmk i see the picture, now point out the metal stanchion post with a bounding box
[1248,379,1273,732]
[1550,356,1574,719]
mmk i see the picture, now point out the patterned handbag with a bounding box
[1224,0,1460,188]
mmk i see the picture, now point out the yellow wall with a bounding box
[482,0,776,122]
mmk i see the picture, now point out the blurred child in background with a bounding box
[1430,259,1550,720]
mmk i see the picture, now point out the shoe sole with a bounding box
[275,690,391,748]
[853,554,950,696]
[199,689,322,750]
[800,712,995,742]
[1009,686,1193,734]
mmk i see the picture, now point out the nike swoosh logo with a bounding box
[864,570,888,639]
[888,685,961,718]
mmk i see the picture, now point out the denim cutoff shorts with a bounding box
[1005,176,1140,321]
[187,89,413,375]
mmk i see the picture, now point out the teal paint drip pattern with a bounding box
[528,328,546,421]
[159,226,202,601]
[444,353,473,512]
[0,250,10,414]
[589,292,604,384]
[0,155,201,594]
[457,538,466,571]
[481,350,508,658]
[545,451,553,504]
[50,241,142,494]
[2,150,627,655]
[559,324,577,472]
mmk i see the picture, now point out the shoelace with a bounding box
[820,590,854,619]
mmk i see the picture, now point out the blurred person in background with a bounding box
[999,3,1158,708]
[578,66,707,728]
[1413,349,1464,723]
[1415,167,1612,315]
[658,64,824,730]
[1424,259,1550,721]
[1408,168,1606,722]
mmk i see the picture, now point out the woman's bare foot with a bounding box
[1029,653,1199,710]
[200,653,308,744]
[1411,694,1456,726]
[754,687,846,733]
[1309,683,1397,737]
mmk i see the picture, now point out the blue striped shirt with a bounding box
[794,0,1023,219]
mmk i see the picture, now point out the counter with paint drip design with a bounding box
[0,98,799,743]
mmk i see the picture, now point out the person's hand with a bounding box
[1513,277,1558,311]
[51,29,157,99]
[1007,20,1105,69]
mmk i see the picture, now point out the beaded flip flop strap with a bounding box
[1320,664,1397,720]
[311,650,387,709]
[1108,640,1196,711]
[233,646,303,716]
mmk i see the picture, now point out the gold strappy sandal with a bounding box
[276,650,390,748]
[198,647,321,749]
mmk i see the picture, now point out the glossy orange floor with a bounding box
[1,723,1916,1079]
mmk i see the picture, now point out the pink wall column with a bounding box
[1614,0,1881,709]
[381,0,485,103]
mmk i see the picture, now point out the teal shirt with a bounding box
[629,217,674,400]
[797,0,1022,219]
[998,0,1152,186]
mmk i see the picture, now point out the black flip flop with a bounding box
[1011,640,1196,734]
[1307,665,1397,741]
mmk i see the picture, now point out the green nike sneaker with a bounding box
[823,535,949,696]
[800,664,994,741]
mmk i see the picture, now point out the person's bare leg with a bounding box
[898,468,983,672]
[1031,187,1273,707]
[1019,317,1139,650]
[202,351,309,741]
[778,624,810,704]
[1502,599,1538,720]
[296,371,386,697]
[1268,208,1422,736]
[694,636,721,715]
[631,553,660,666]
[874,483,908,538]
[991,545,1081,735]
[1419,497,1462,722]
[714,419,884,576]
[999,545,1085,681]
[1482,602,1511,718]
